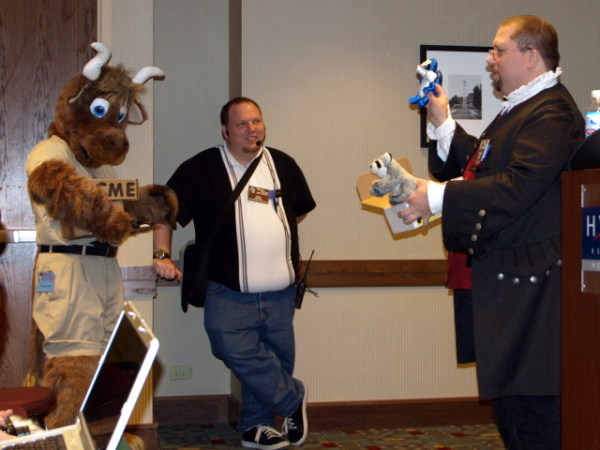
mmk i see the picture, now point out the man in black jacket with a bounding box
[400,15,584,449]
[154,97,315,449]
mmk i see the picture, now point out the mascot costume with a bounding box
[25,42,176,432]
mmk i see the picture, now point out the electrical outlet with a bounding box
[169,365,192,380]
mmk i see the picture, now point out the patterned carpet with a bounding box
[158,422,505,449]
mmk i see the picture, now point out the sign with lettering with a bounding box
[571,182,600,293]
[581,206,600,292]
[85,179,139,200]
[582,206,600,260]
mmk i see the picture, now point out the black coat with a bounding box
[429,83,585,399]
[168,146,316,292]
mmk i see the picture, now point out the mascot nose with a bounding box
[103,134,129,153]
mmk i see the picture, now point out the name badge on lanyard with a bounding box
[470,139,491,172]
[248,186,270,203]
[37,271,56,292]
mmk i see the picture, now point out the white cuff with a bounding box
[426,117,456,161]
[426,180,447,216]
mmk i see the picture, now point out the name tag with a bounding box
[37,271,56,292]
[470,139,491,172]
[248,186,270,204]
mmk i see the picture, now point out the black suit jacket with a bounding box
[429,83,584,398]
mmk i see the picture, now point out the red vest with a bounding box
[446,139,483,289]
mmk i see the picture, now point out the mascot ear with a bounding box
[127,100,148,125]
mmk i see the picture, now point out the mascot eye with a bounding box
[118,106,127,123]
[90,98,110,118]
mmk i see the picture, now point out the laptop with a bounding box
[1,301,159,449]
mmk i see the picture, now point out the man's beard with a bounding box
[493,79,502,93]
[491,71,502,94]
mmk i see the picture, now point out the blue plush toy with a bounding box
[408,58,442,108]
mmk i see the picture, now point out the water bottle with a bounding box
[585,90,600,138]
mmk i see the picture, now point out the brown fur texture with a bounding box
[25,319,46,387]
[28,159,134,245]
[124,434,145,450]
[43,355,100,429]
[28,161,178,244]
[124,184,178,230]
[47,66,147,169]
[42,355,146,449]
[27,61,176,245]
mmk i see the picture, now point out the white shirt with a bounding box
[220,145,294,293]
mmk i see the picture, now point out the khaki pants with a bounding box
[32,252,124,358]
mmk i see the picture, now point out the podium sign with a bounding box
[581,184,600,293]
[561,170,600,449]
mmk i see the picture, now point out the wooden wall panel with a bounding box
[0,0,96,388]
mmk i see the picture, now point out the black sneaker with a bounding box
[282,390,308,446]
[241,425,290,449]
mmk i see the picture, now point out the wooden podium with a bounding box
[561,168,600,449]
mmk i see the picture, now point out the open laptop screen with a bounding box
[81,303,158,449]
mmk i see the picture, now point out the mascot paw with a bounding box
[124,184,178,230]
[94,209,134,245]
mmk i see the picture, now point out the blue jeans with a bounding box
[204,281,305,432]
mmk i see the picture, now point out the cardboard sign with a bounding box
[85,179,139,200]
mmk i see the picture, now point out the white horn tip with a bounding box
[82,42,111,81]
[132,66,165,85]
[90,42,108,54]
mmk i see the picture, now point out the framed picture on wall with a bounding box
[418,45,503,147]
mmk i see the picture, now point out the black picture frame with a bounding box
[418,45,503,147]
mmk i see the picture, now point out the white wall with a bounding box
[150,0,600,401]
[98,0,157,424]
[153,0,232,396]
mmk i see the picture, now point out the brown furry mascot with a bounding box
[24,42,175,436]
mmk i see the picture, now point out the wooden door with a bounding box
[0,0,96,388]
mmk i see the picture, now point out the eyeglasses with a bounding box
[488,47,531,60]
